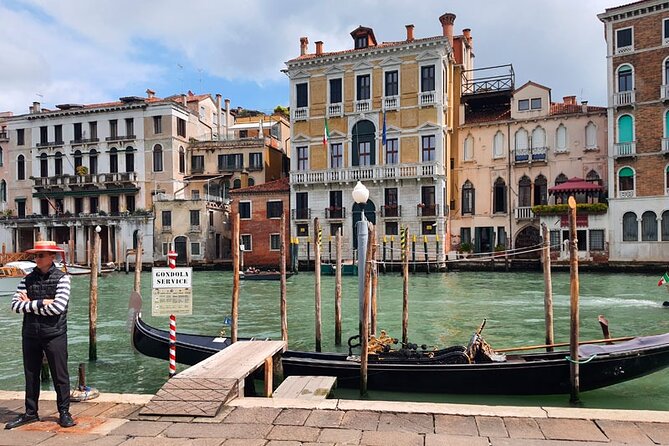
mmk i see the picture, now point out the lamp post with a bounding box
[352,181,369,338]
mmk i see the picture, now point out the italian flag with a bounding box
[659,272,669,286]
[323,117,329,146]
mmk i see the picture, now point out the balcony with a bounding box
[218,163,244,172]
[70,137,100,145]
[417,203,438,217]
[513,147,548,164]
[105,134,135,142]
[162,225,172,233]
[515,206,535,220]
[292,208,311,221]
[0,131,8,142]
[327,103,343,117]
[461,64,515,96]
[661,85,669,101]
[614,141,636,158]
[189,225,201,233]
[293,107,309,121]
[383,96,399,111]
[381,205,401,218]
[615,44,633,55]
[247,163,263,172]
[290,161,444,185]
[324,207,346,219]
[355,100,371,113]
[419,91,436,107]
[36,141,64,148]
[614,90,635,107]
[618,189,635,198]
[663,138,669,154]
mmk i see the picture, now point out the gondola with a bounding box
[240,269,293,281]
[131,312,669,395]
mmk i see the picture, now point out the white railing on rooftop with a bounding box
[290,162,444,185]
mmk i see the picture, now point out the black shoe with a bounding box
[5,413,39,430]
[58,412,76,428]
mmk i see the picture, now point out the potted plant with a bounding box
[459,242,472,258]
[494,244,506,257]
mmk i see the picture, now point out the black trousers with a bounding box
[22,333,70,415]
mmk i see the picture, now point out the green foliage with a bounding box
[459,242,473,253]
[273,105,289,118]
[531,203,608,215]
[494,244,506,252]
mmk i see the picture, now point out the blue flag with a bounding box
[382,111,387,146]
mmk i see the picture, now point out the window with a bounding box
[586,170,601,185]
[53,124,62,144]
[162,211,172,227]
[358,141,371,166]
[385,222,398,235]
[125,148,134,172]
[241,235,252,251]
[641,211,658,241]
[153,116,162,134]
[518,99,529,111]
[493,131,504,158]
[296,192,309,220]
[664,18,669,43]
[420,65,435,92]
[531,98,542,110]
[40,199,49,216]
[74,150,82,169]
[422,135,435,162]
[74,122,82,141]
[515,128,528,151]
[270,234,281,251]
[422,221,436,235]
[239,130,248,138]
[54,152,62,175]
[209,211,214,226]
[615,27,633,52]
[218,154,243,170]
[109,148,118,173]
[191,190,200,200]
[296,83,308,108]
[385,70,398,96]
[191,155,204,173]
[153,144,163,172]
[330,143,343,168]
[40,153,48,177]
[190,210,200,226]
[462,180,474,214]
[89,121,97,139]
[0,180,5,203]
[385,139,398,164]
[619,166,634,193]
[531,127,546,148]
[618,115,634,143]
[518,176,531,207]
[329,78,342,104]
[330,223,343,236]
[460,227,471,245]
[109,120,118,138]
[297,146,308,170]
[463,135,473,161]
[125,118,133,136]
[191,243,201,256]
[623,212,638,241]
[585,122,597,149]
[179,147,185,173]
[17,128,24,146]
[39,126,48,145]
[555,173,568,185]
[177,118,186,137]
[74,197,83,215]
[233,179,241,189]
[550,230,561,251]
[0,147,2,167]
[267,201,283,218]
[90,196,99,213]
[249,152,262,169]
[17,154,25,180]
[89,149,98,174]
[248,178,255,187]
[662,210,669,241]
[618,65,633,92]
[239,202,251,219]
[385,187,398,206]
[497,227,507,248]
[357,74,370,100]
[493,178,506,213]
[534,175,548,206]
[556,124,567,151]
[126,194,135,212]
[589,229,605,251]
[355,35,367,49]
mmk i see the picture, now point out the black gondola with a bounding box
[240,270,294,281]
[131,312,669,395]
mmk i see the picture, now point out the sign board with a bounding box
[151,267,193,316]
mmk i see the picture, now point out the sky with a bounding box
[0,0,624,116]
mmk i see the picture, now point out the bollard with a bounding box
[382,235,387,275]
[423,235,429,274]
[411,234,416,274]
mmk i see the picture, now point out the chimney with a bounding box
[406,24,415,41]
[181,94,187,107]
[32,101,41,113]
[581,100,589,113]
[315,41,323,56]
[563,95,576,105]
[300,37,309,56]
[146,88,155,99]
[439,13,456,47]
[462,28,472,48]
[224,98,231,139]
[216,94,222,141]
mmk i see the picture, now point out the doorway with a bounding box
[174,236,188,266]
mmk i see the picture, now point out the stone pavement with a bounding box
[1,390,669,445]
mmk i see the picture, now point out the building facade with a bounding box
[0,112,10,215]
[599,0,669,263]
[285,13,473,260]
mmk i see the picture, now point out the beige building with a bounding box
[0,112,10,215]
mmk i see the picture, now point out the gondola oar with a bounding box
[495,335,636,353]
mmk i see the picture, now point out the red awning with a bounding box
[548,177,603,194]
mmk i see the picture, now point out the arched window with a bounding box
[665,110,669,137]
[178,147,185,174]
[555,173,568,185]
[109,148,118,173]
[665,165,669,195]
[664,58,669,86]
[534,174,547,206]
[623,211,638,241]
[248,178,255,187]
[74,150,82,169]
[54,152,63,176]
[617,65,633,92]
[153,144,163,172]
[518,175,531,207]
[662,210,669,241]
[125,147,134,173]
[463,134,474,161]
[492,131,504,158]
[515,128,528,150]
[618,166,634,196]
[0,147,3,166]
[585,122,597,149]
[642,211,658,241]
[493,177,506,213]
[617,115,634,143]
[462,180,475,214]
[586,170,601,185]
[0,180,6,202]
[555,124,567,152]
[531,126,546,148]
[89,149,98,174]
[17,154,25,180]
[40,152,48,177]
[233,178,241,189]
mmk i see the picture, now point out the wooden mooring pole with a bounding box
[133,232,142,293]
[402,227,410,345]
[360,222,375,396]
[280,213,288,342]
[335,227,343,346]
[541,223,554,351]
[231,212,240,343]
[89,226,100,360]
[314,217,322,352]
[371,226,378,336]
[568,196,580,404]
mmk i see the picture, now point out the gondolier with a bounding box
[5,241,76,429]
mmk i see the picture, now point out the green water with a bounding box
[1,270,668,410]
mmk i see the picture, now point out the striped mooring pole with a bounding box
[169,314,177,378]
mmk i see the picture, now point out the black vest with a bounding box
[22,265,68,339]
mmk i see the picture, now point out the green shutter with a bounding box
[619,167,634,178]
[665,111,669,137]
[618,115,633,143]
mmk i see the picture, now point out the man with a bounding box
[6,241,75,429]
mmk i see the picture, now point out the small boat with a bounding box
[321,263,358,276]
[130,312,669,395]
[0,261,35,296]
[240,268,293,281]
[56,262,116,276]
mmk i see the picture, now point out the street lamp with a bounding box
[352,181,369,338]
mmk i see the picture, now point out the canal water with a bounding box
[1,270,668,410]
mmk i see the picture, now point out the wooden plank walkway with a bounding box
[141,340,286,417]
[273,376,337,400]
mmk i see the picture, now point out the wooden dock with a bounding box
[141,340,286,417]
[273,375,337,400]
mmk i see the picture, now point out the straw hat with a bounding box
[26,240,64,254]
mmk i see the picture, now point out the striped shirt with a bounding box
[11,274,71,316]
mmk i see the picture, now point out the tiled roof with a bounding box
[229,177,290,195]
[549,103,606,116]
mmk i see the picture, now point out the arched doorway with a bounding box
[514,225,541,259]
[174,236,188,265]
[351,200,376,250]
